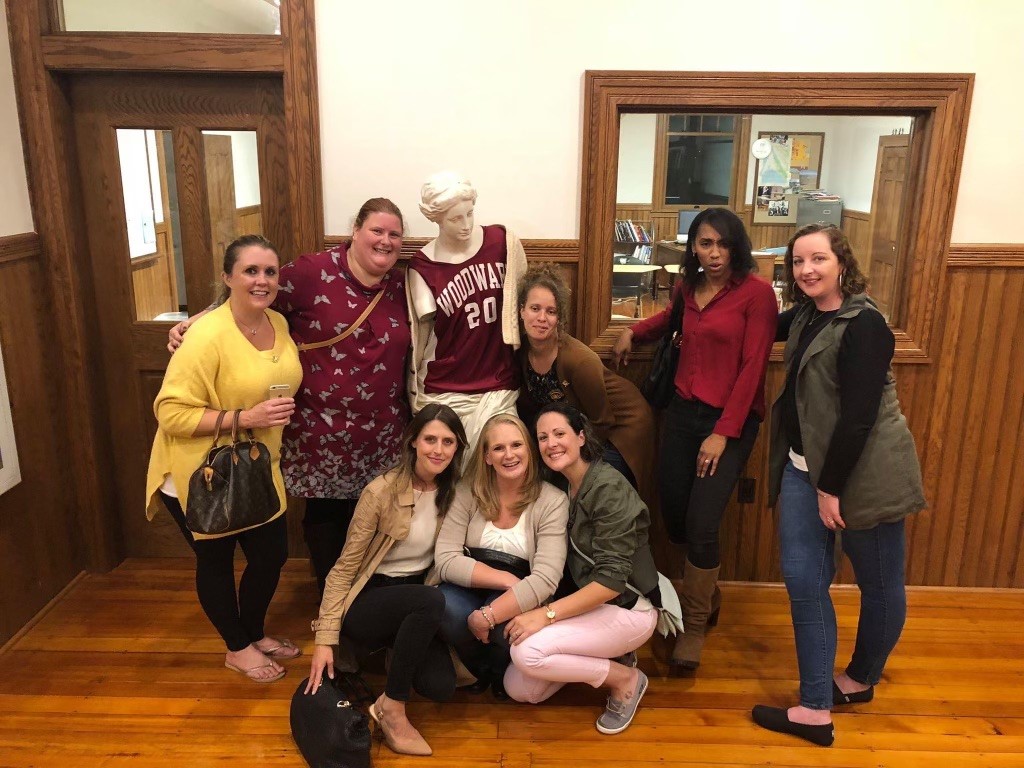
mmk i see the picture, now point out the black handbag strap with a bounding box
[465,546,532,579]
[667,286,684,344]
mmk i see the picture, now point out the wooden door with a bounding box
[70,73,292,556]
[867,134,911,320]
[203,134,237,278]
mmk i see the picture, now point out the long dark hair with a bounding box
[679,208,755,289]
[390,403,467,516]
[535,402,603,464]
[782,223,869,305]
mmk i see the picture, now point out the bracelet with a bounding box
[479,607,495,630]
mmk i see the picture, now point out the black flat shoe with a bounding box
[833,680,874,706]
[751,705,834,747]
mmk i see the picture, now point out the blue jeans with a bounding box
[778,461,907,710]
[438,582,512,681]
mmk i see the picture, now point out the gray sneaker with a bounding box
[596,669,649,735]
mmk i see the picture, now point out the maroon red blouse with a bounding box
[631,273,778,438]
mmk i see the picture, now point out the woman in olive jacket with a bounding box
[504,402,659,736]
[752,224,926,748]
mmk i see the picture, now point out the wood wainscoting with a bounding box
[677,244,1024,587]
[322,238,1022,588]
[0,233,85,646]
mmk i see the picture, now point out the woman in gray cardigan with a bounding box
[435,413,568,699]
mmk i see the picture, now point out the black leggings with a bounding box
[161,492,288,652]
[343,581,455,703]
[658,396,760,569]
[302,497,358,597]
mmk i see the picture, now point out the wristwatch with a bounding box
[545,606,557,623]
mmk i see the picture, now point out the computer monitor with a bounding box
[677,208,700,242]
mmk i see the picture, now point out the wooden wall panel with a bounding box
[236,204,263,235]
[842,209,873,272]
[0,234,84,646]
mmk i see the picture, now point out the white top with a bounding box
[479,512,530,560]
[789,448,809,473]
[377,489,438,577]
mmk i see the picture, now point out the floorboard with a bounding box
[1,558,1023,767]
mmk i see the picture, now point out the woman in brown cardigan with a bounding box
[516,264,655,491]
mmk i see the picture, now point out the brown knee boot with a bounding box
[670,560,721,671]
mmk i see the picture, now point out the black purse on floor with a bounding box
[290,672,374,768]
[641,289,684,409]
[185,409,279,535]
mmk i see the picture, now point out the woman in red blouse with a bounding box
[612,207,777,671]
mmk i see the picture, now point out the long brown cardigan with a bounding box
[519,334,655,499]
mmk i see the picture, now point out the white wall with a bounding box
[744,115,915,212]
[0,0,33,237]
[62,0,278,34]
[316,0,1024,242]
[828,116,915,212]
[616,114,656,204]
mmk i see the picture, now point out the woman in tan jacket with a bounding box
[305,404,467,757]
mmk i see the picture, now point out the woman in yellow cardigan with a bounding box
[146,235,302,683]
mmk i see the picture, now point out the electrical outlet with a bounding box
[737,477,756,504]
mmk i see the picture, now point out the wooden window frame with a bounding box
[578,70,973,364]
[652,113,742,210]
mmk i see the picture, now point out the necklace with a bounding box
[234,312,264,336]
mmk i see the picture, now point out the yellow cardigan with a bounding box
[145,302,302,539]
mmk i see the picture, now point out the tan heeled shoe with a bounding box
[369,695,432,756]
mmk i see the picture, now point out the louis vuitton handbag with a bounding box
[185,409,279,535]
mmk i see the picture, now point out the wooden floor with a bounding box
[2,560,1024,767]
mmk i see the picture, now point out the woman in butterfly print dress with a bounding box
[271,199,412,595]
[168,201,410,595]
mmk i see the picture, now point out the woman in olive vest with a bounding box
[752,224,925,747]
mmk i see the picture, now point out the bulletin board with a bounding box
[753,132,825,224]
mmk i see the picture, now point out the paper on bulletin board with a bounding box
[757,134,793,186]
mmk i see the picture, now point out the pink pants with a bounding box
[504,604,658,703]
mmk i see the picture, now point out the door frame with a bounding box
[6,0,323,570]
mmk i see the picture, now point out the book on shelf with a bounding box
[614,219,652,243]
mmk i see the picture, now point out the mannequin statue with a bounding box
[407,171,527,453]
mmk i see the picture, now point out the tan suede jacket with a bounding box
[311,469,441,645]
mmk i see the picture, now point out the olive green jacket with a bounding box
[567,461,659,607]
[768,293,926,529]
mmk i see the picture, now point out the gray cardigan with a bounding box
[434,482,569,612]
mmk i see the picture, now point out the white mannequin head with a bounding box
[419,171,478,224]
